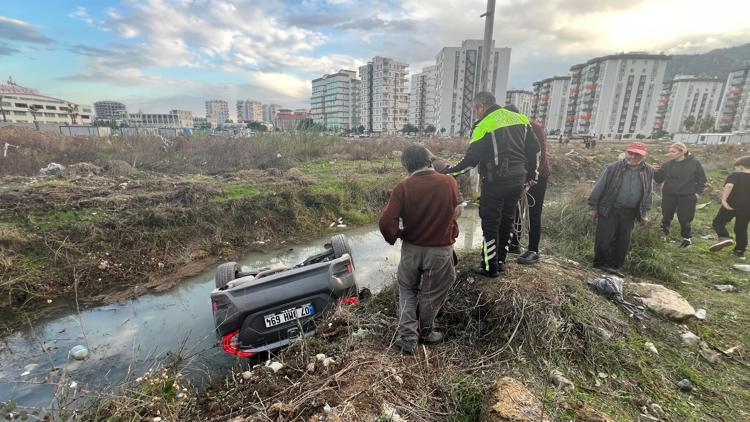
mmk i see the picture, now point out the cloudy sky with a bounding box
[2,0,749,114]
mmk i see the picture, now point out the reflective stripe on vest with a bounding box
[470,108,530,143]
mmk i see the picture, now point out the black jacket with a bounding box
[443,105,540,184]
[654,154,707,196]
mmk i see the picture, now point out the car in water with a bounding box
[210,234,358,357]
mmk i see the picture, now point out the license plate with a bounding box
[264,303,314,328]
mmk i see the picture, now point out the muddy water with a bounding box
[0,208,483,408]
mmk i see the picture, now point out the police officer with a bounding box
[442,92,540,277]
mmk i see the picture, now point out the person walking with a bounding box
[379,144,462,354]
[441,92,540,277]
[505,104,550,265]
[653,142,707,247]
[709,155,750,258]
[588,142,654,275]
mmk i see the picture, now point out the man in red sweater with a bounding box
[379,144,462,354]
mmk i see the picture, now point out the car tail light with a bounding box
[222,329,255,358]
[333,261,354,275]
[338,296,359,305]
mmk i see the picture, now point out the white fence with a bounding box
[0,122,191,138]
[673,133,750,145]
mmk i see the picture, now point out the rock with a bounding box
[484,377,550,421]
[101,160,136,176]
[645,342,659,355]
[649,403,665,418]
[266,168,282,177]
[98,260,109,270]
[566,402,614,422]
[694,308,706,320]
[306,362,315,372]
[322,357,335,368]
[352,328,370,338]
[315,353,326,361]
[267,361,284,373]
[681,332,700,347]
[713,284,738,293]
[241,371,252,380]
[628,283,696,321]
[39,162,65,176]
[68,345,89,360]
[734,264,750,272]
[549,369,575,392]
[676,379,693,392]
[699,348,720,364]
[595,327,613,340]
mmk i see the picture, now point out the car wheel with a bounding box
[215,262,238,290]
[331,234,354,268]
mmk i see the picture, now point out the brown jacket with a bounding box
[379,169,461,246]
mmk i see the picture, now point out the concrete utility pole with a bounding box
[480,0,496,92]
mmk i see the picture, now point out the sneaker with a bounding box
[393,338,416,354]
[709,238,735,252]
[471,264,501,278]
[517,250,540,265]
[508,244,524,255]
[679,238,692,248]
[419,331,445,344]
[734,250,746,258]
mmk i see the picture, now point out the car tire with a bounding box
[215,262,238,290]
[331,234,354,268]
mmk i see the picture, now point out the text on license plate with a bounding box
[264,303,314,328]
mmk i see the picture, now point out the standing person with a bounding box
[588,142,654,275]
[709,155,750,258]
[653,142,707,247]
[505,104,550,265]
[379,144,461,354]
[441,92,540,277]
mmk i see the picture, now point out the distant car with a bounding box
[210,235,358,357]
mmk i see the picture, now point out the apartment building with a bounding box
[566,52,670,139]
[359,56,409,134]
[407,65,437,131]
[237,100,263,122]
[0,78,93,125]
[128,112,180,128]
[505,89,534,116]
[531,76,570,134]
[716,66,750,132]
[311,70,360,132]
[262,103,282,124]
[169,109,194,128]
[205,100,229,125]
[94,100,128,122]
[655,76,724,134]
[433,40,511,136]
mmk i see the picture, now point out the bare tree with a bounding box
[62,102,80,125]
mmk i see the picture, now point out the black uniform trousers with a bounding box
[479,176,525,271]
[510,176,548,253]
[593,207,638,270]
[712,207,749,252]
[661,194,697,239]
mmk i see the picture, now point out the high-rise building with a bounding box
[237,100,263,122]
[205,100,229,125]
[169,109,194,128]
[566,52,670,139]
[505,89,534,116]
[128,112,180,128]
[407,65,437,132]
[94,100,128,122]
[433,40,511,136]
[359,56,409,134]
[262,103,282,124]
[311,70,361,132]
[0,78,93,125]
[716,66,750,132]
[531,76,570,134]
[654,76,724,134]
[563,64,586,136]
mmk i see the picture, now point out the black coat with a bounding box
[654,155,707,196]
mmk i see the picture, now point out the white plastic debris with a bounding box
[733,264,750,272]
[68,345,89,360]
[267,361,284,373]
[645,342,659,355]
[322,357,336,368]
[39,162,65,176]
[70,381,78,389]
[241,371,252,380]
[695,308,706,320]
[315,353,327,361]
[323,403,332,413]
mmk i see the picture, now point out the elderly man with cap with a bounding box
[588,141,654,275]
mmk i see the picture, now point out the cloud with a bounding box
[0,16,54,44]
[247,72,312,99]
[0,42,20,55]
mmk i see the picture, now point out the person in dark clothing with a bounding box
[505,104,549,265]
[379,144,461,354]
[588,142,654,275]
[653,142,707,247]
[441,92,540,277]
[709,155,750,258]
